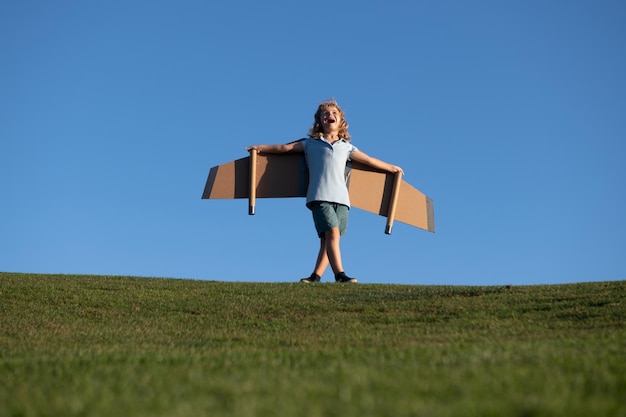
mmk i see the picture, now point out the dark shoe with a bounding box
[335,272,358,283]
[300,273,321,283]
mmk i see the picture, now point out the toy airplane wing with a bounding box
[202,150,435,234]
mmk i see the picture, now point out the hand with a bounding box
[391,165,404,175]
[246,146,260,153]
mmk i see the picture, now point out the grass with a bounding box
[0,272,624,417]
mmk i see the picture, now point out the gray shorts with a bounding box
[308,202,349,237]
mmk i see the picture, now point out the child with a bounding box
[247,99,402,283]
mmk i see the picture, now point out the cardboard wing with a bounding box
[202,152,435,234]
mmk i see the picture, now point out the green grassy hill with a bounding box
[1,272,624,417]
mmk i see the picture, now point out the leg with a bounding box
[325,227,356,283]
[301,236,330,283]
[313,236,330,277]
[302,202,356,283]
[324,227,344,274]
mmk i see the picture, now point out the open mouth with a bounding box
[325,117,336,124]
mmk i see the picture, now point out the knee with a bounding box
[325,227,340,241]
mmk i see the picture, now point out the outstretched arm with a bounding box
[350,150,403,174]
[246,141,305,154]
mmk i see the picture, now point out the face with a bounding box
[318,106,342,133]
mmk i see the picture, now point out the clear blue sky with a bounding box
[2,1,624,285]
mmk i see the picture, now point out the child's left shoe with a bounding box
[335,272,358,283]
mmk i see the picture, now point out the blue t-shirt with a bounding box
[303,136,358,208]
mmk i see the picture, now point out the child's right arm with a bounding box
[246,141,304,154]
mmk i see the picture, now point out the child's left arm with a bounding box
[350,150,403,174]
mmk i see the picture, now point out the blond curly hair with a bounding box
[307,99,351,141]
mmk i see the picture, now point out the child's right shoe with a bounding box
[300,273,321,283]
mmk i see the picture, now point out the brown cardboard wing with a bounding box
[346,161,435,233]
[202,153,308,199]
[202,153,435,233]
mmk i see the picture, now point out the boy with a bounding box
[247,99,402,283]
